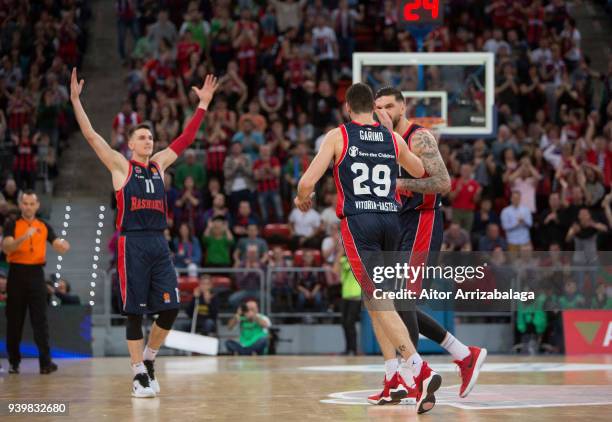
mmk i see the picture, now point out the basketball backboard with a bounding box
[353,52,496,137]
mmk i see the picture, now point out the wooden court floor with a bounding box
[1,355,612,421]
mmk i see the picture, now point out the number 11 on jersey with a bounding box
[145,179,155,194]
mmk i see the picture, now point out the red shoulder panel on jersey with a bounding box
[115,162,133,230]
[334,125,349,218]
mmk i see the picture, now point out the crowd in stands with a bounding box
[0,0,90,272]
[105,0,612,323]
[0,1,608,357]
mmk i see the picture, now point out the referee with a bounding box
[1,190,70,374]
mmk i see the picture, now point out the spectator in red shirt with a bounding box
[176,29,201,77]
[142,39,175,91]
[7,85,32,134]
[526,0,545,48]
[232,8,259,93]
[206,121,229,183]
[11,125,38,190]
[253,144,283,224]
[285,45,308,98]
[449,163,482,232]
[58,11,80,67]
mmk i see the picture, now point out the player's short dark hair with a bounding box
[375,86,404,102]
[128,123,153,139]
[20,189,37,199]
[345,83,374,114]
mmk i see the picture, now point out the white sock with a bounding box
[143,346,159,362]
[406,353,423,377]
[398,353,423,385]
[384,359,398,380]
[131,362,147,376]
[440,332,470,361]
[397,361,415,387]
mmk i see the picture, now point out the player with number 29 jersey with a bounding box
[334,121,401,218]
[294,83,424,299]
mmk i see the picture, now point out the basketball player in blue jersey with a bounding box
[372,86,487,403]
[295,83,442,414]
[70,68,218,398]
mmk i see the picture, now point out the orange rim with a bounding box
[408,117,446,129]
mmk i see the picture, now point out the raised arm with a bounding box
[151,74,219,171]
[70,68,127,174]
[295,128,340,211]
[396,129,451,194]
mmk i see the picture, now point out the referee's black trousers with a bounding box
[6,264,51,367]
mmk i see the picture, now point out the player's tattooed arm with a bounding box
[396,130,451,194]
[395,132,424,178]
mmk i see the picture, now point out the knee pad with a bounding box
[155,308,179,330]
[126,314,144,340]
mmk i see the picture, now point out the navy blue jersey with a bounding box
[334,121,401,218]
[398,123,442,212]
[116,160,167,232]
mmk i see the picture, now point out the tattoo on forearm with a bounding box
[400,131,450,194]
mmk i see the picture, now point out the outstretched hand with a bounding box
[192,74,219,110]
[70,67,84,101]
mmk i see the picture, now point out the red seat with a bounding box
[293,249,322,267]
[211,276,232,289]
[177,276,199,303]
[263,224,291,240]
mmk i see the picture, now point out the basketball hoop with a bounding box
[410,117,446,140]
[409,117,446,129]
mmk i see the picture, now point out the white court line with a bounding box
[327,384,460,400]
[321,385,612,409]
[302,362,612,373]
[452,401,612,410]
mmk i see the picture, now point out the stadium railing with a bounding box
[97,262,603,337]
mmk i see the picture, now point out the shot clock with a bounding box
[400,0,445,25]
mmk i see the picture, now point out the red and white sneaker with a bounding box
[414,362,442,414]
[367,372,413,405]
[455,346,487,398]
